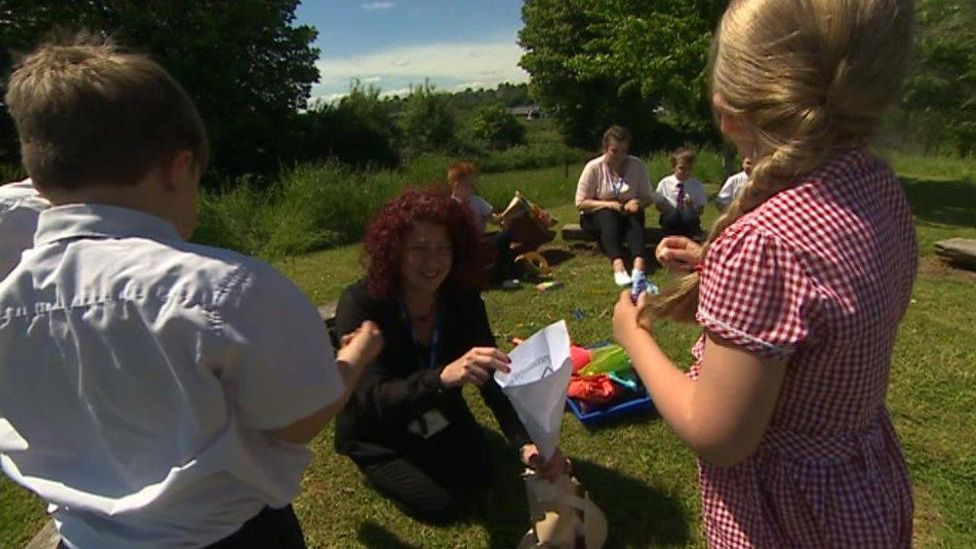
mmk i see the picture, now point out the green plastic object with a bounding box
[577,344,630,376]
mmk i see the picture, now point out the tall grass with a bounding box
[0,163,26,182]
[886,151,976,183]
[196,162,405,257]
[193,149,726,258]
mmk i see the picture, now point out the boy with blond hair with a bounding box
[0,37,382,548]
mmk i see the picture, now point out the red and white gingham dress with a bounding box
[689,149,917,548]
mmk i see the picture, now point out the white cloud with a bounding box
[362,2,395,10]
[379,87,413,99]
[313,36,529,99]
[454,81,487,91]
[363,76,382,83]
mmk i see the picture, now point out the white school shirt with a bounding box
[0,204,343,549]
[463,194,494,234]
[0,179,50,279]
[656,174,709,209]
[716,171,749,210]
[575,154,656,208]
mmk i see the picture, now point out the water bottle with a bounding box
[630,270,647,304]
[631,271,660,303]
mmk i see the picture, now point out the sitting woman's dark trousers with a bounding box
[580,209,647,262]
[492,230,516,283]
[659,208,702,237]
[334,280,531,524]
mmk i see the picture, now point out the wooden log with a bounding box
[318,301,340,351]
[935,238,976,271]
[26,520,59,549]
[560,223,664,244]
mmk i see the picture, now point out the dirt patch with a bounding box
[918,255,976,283]
[912,483,945,548]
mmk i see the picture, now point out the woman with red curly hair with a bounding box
[333,188,566,524]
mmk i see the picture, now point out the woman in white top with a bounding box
[575,126,656,287]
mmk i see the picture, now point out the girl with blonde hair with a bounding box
[612,0,917,546]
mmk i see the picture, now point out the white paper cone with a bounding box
[494,320,572,460]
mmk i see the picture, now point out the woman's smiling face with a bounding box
[400,220,453,296]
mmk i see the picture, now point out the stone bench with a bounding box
[560,223,665,244]
[318,301,340,350]
[935,238,976,271]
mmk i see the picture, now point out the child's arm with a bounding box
[613,293,786,467]
[215,264,381,447]
[267,323,382,444]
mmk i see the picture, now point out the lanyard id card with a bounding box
[408,409,451,439]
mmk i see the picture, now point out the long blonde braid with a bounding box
[643,0,914,325]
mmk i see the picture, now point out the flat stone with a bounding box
[317,302,338,322]
[26,520,59,549]
[935,238,976,271]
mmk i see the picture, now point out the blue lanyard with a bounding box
[399,301,443,370]
[607,162,626,198]
[611,176,625,198]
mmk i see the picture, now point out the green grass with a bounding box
[3,153,975,547]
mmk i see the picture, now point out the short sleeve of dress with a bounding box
[696,225,818,360]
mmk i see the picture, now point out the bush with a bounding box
[400,81,457,154]
[290,82,400,170]
[472,104,527,150]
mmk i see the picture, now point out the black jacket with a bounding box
[333,279,531,461]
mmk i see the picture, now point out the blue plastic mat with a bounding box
[566,386,656,426]
[566,343,656,426]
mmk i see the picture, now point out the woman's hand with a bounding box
[655,236,703,274]
[520,444,570,482]
[439,347,511,388]
[603,200,623,212]
[624,198,641,213]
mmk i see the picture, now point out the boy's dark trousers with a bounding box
[659,208,702,238]
[492,230,517,282]
[57,505,306,549]
[205,505,306,548]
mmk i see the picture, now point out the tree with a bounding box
[518,0,727,152]
[0,0,320,175]
[400,80,457,154]
[292,81,400,169]
[900,0,976,155]
[472,104,527,150]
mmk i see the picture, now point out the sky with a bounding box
[295,0,529,103]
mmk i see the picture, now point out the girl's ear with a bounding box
[720,111,747,139]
